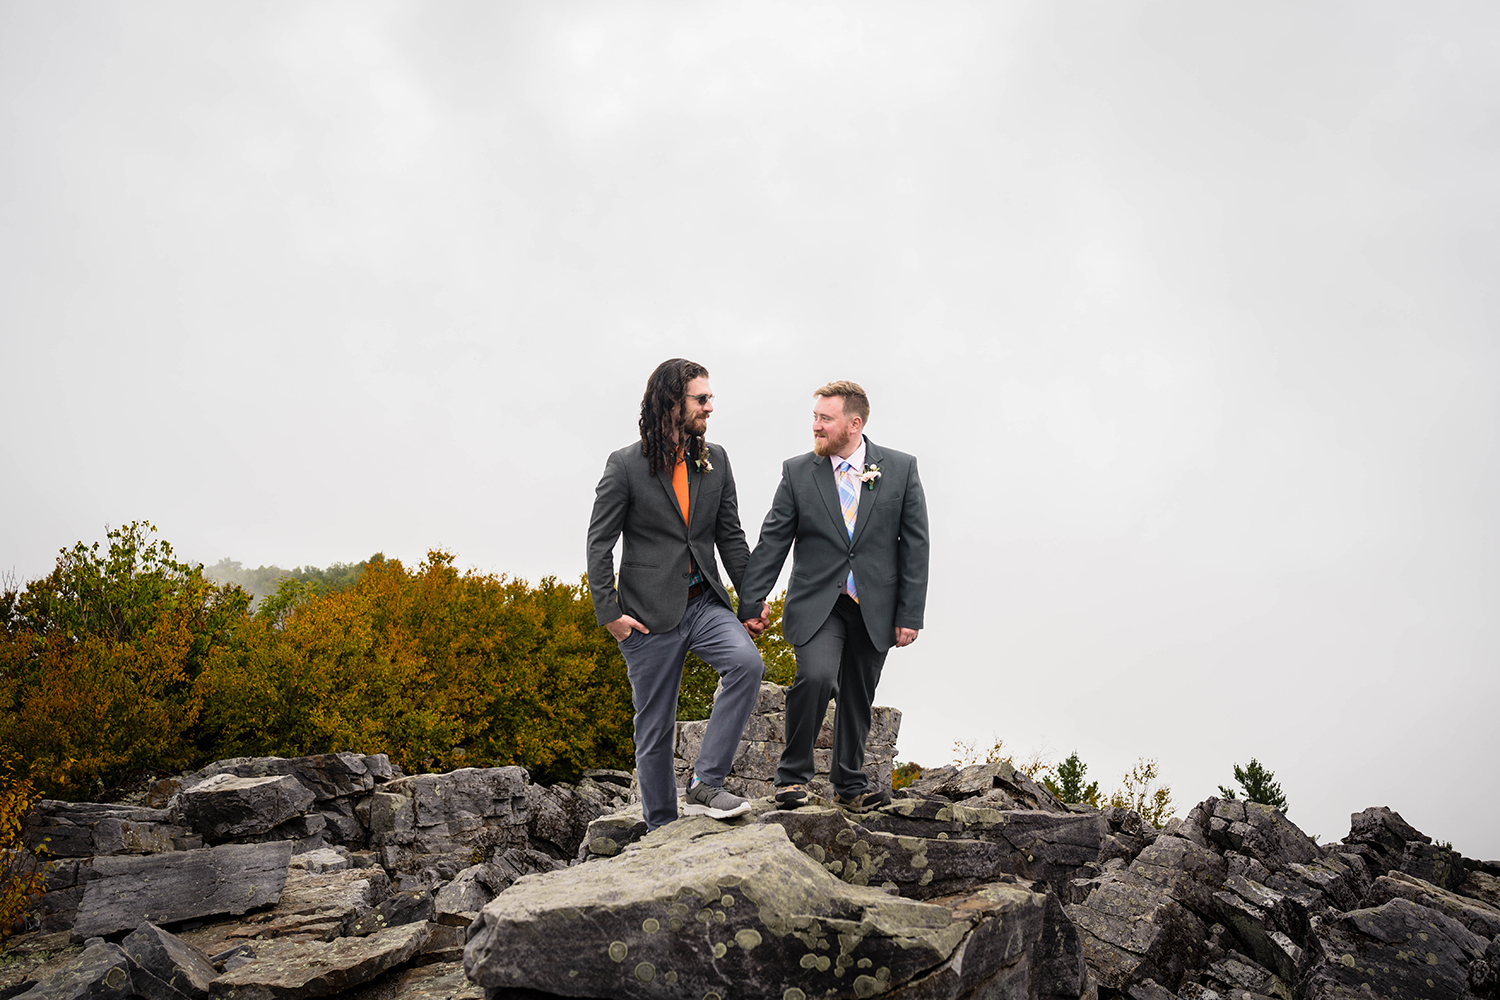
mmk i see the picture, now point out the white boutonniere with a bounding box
[859,464,881,489]
[695,452,713,474]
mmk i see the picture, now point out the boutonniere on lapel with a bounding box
[694,446,713,474]
[859,464,881,490]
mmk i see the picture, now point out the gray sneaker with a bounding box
[683,778,751,819]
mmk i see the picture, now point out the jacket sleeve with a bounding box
[894,456,929,631]
[586,449,629,626]
[737,460,799,620]
[712,447,752,593]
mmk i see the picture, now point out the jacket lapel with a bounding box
[656,455,684,527]
[849,438,882,547]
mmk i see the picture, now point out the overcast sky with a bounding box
[3,2,1497,858]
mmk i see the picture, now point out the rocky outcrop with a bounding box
[465,818,1088,1000]
[7,697,1499,1000]
[365,766,531,871]
[674,682,903,799]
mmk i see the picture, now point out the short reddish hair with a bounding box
[814,380,870,424]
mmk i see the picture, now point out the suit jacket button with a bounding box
[682,572,690,579]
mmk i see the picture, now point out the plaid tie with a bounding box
[837,461,859,601]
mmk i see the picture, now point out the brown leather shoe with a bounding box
[835,789,891,813]
[774,784,809,810]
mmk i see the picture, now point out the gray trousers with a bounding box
[776,594,888,797]
[618,592,764,830]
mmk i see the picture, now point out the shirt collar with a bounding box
[830,437,867,474]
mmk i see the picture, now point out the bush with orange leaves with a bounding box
[2,524,636,799]
[195,551,635,782]
[0,521,248,797]
[0,754,49,946]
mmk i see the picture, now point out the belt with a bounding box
[687,582,707,599]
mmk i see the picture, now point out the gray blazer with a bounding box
[737,437,928,653]
[586,441,751,633]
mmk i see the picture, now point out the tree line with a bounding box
[1,522,648,799]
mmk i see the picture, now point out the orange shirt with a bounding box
[672,451,690,525]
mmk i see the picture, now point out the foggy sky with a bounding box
[3,2,1497,857]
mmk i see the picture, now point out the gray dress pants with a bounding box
[775,594,888,797]
[617,592,764,830]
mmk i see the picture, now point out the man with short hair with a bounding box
[587,358,767,830]
[738,380,928,812]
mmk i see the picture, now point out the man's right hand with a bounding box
[605,616,650,642]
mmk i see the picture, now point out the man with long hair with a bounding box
[737,380,928,813]
[586,359,767,830]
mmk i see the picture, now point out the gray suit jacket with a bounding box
[586,440,751,633]
[737,437,928,653]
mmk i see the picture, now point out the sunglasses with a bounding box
[684,393,715,406]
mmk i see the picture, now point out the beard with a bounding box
[812,425,851,457]
[680,411,708,438]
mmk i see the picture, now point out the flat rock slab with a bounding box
[72,841,293,941]
[25,801,199,857]
[209,921,432,999]
[340,961,482,1000]
[466,818,1079,1000]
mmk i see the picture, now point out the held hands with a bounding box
[894,627,918,648]
[743,602,770,638]
[605,615,650,642]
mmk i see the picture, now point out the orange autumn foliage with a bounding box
[1,524,635,799]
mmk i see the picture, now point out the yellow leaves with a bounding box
[1108,757,1175,826]
[0,754,50,948]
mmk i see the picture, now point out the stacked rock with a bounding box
[672,681,902,800]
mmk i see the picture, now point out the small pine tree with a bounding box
[1218,758,1288,814]
[1044,750,1101,806]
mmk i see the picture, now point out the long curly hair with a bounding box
[639,358,709,477]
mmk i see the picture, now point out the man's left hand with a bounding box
[894,627,918,648]
[743,602,771,637]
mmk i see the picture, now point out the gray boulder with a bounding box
[764,806,1017,899]
[1066,858,1211,993]
[1366,870,1500,940]
[23,801,200,858]
[367,766,530,869]
[186,752,394,802]
[208,921,433,999]
[905,761,1067,813]
[15,940,133,1000]
[1209,873,1314,983]
[71,841,292,941]
[176,773,316,840]
[358,963,484,999]
[1462,868,1500,910]
[1302,895,1488,999]
[231,864,391,942]
[349,888,434,936]
[465,818,1089,999]
[120,922,218,1000]
[526,775,631,859]
[1346,805,1426,856]
[430,852,568,928]
[1185,797,1322,869]
[861,796,1108,895]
